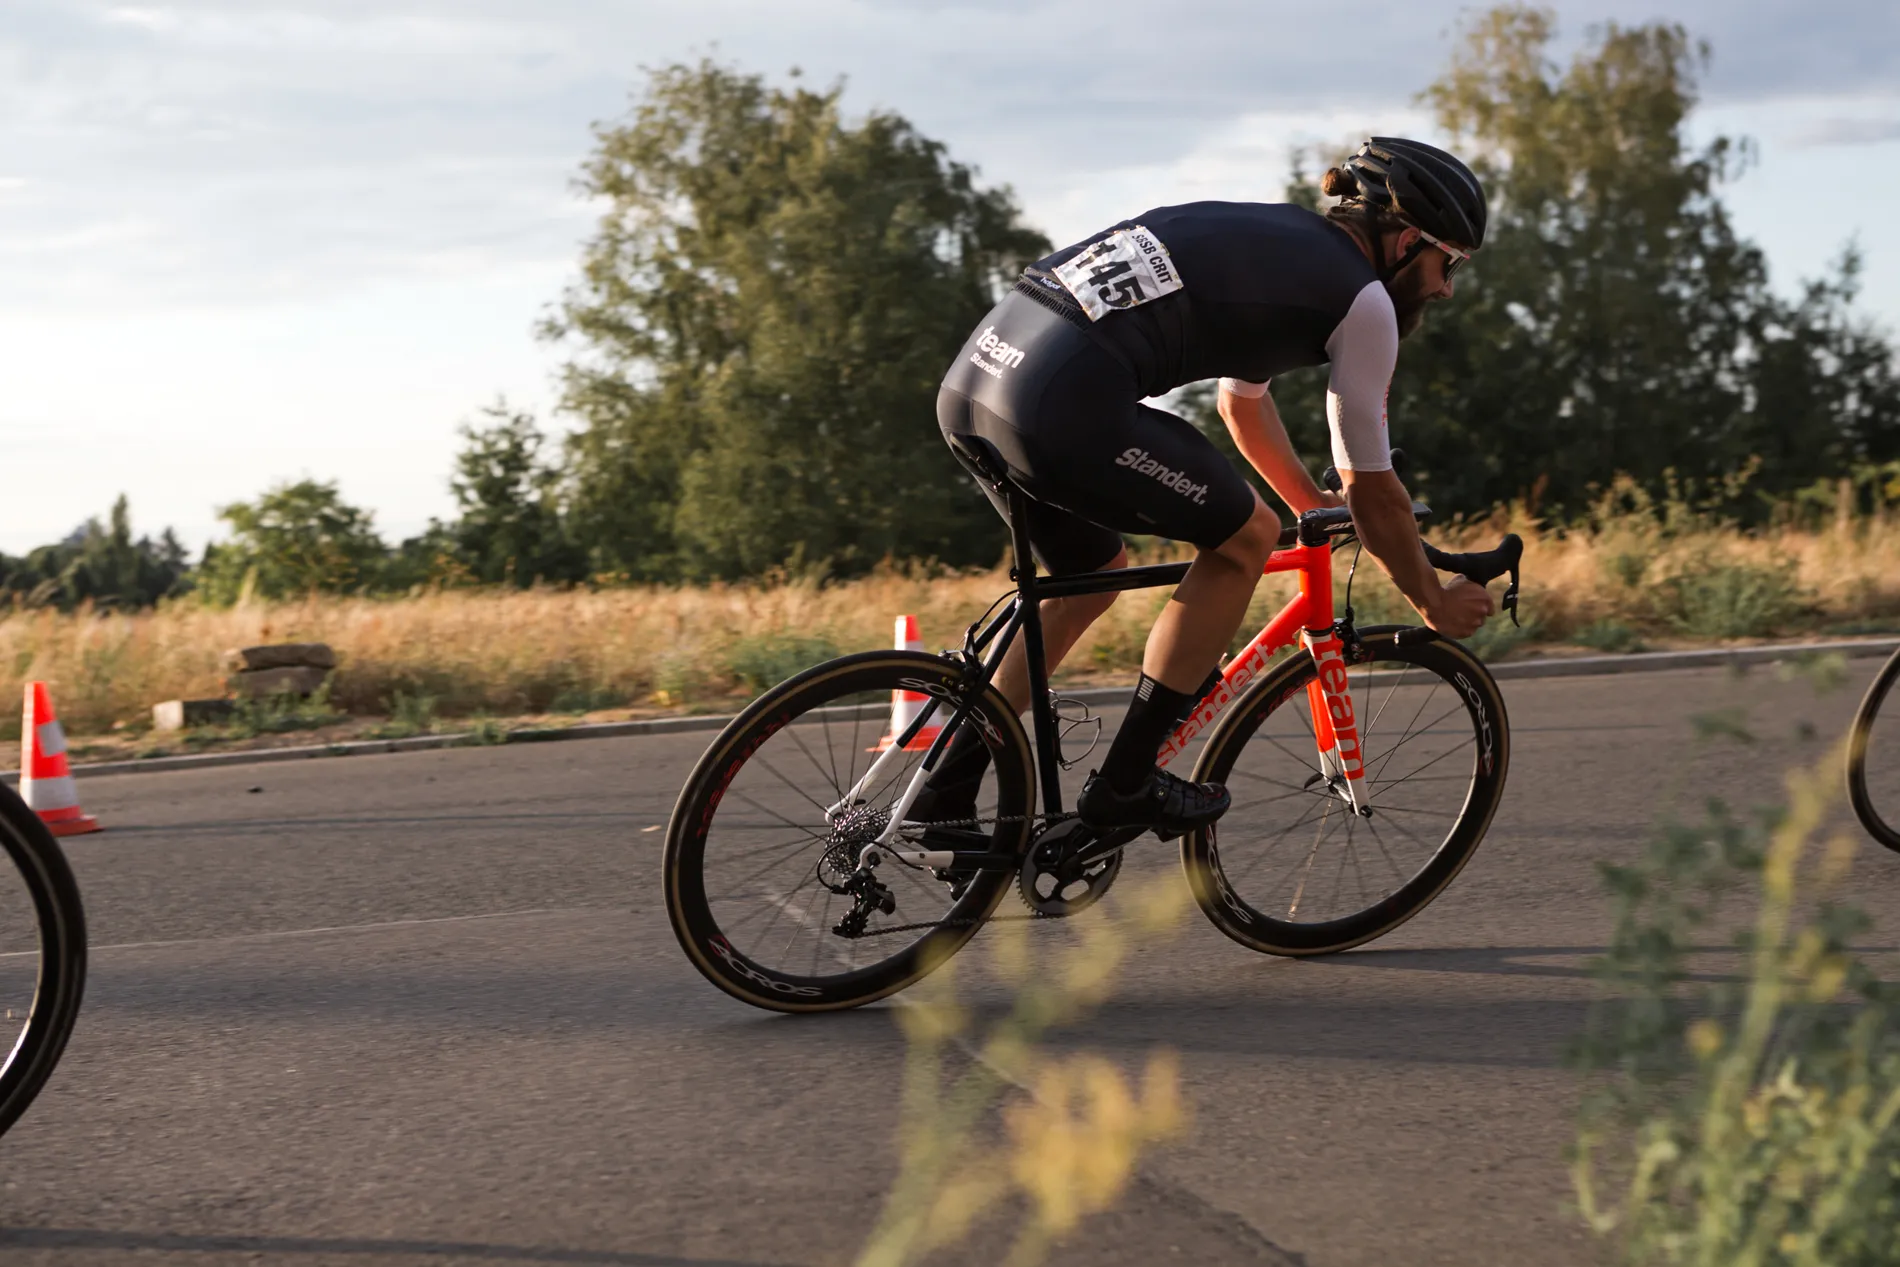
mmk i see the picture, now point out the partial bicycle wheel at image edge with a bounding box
[663,650,1037,1013]
[0,782,88,1137]
[1848,647,1900,852]
[1182,627,1510,956]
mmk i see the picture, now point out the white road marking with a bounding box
[0,906,588,960]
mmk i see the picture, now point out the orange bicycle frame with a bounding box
[1155,538,1366,809]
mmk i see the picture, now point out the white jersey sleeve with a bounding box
[1322,281,1397,473]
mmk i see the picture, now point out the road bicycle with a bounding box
[1848,645,1900,852]
[664,440,1523,1012]
[0,780,87,1135]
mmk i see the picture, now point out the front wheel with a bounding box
[1182,627,1509,956]
[1848,647,1900,853]
[664,651,1037,1012]
[0,782,88,1137]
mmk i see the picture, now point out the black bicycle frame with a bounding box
[929,484,1190,816]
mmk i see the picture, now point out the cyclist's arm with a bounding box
[1341,467,1443,614]
[1327,283,1491,634]
[1216,380,1337,514]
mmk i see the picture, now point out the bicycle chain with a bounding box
[845,812,1079,937]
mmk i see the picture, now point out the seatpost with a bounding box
[1006,487,1065,812]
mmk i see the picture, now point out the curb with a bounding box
[5,636,1896,786]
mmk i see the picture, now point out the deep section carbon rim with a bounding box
[0,783,87,1137]
[1185,632,1508,955]
[1848,649,1900,853]
[665,652,1035,1012]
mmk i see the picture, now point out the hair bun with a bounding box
[1319,167,1358,198]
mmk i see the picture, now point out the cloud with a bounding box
[1790,116,1900,149]
[6,0,1895,315]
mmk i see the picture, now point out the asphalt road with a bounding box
[3,660,1896,1267]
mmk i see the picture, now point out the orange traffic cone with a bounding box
[874,615,942,753]
[21,682,100,837]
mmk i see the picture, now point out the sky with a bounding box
[3,0,1898,555]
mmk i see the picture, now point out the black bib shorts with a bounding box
[937,284,1256,576]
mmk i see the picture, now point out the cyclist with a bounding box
[924,137,1497,842]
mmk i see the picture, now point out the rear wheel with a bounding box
[0,782,88,1137]
[1848,648,1900,852]
[664,651,1036,1012]
[1182,627,1509,956]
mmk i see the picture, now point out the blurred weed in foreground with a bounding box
[1572,738,1900,1265]
[857,877,1192,1267]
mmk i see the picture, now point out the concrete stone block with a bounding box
[152,698,237,731]
[223,643,337,672]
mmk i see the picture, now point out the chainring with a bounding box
[1017,818,1126,917]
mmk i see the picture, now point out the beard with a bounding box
[1386,269,1436,339]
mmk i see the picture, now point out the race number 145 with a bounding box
[1052,225,1185,321]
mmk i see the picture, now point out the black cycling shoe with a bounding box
[905,779,982,899]
[1076,767,1231,839]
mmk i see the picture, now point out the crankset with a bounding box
[1017,818,1141,917]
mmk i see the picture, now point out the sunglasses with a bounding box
[1416,227,1473,278]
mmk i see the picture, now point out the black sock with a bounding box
[924,720,992,794]
[1101,673,1197,794]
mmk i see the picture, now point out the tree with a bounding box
[444,401,586,587]
[1251,7,1900,519]
[197,480,388,604]
[0,496,190,610]
[544,61,1049,579]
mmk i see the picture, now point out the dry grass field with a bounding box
[6,485,1900,743]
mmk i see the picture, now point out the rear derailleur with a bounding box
[830,869,896,939]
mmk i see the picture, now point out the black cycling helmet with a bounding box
[1334,136,1487,249]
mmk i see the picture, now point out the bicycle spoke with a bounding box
[1356,662,1414,747]
[785,723,843,799]
[751,754,836,817]
[1365,684,1439,787]
[1204,642,1498,933]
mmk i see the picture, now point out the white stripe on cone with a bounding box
[36,719,65,759]
[21,681,101,834]
[22,774,78,814]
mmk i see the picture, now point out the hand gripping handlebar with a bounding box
[1316,454,1524,626]
[1422,536,1523,627]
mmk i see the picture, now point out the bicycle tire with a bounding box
[1182,626,1509,956]
[1847,647,1900,852]
[0,781,88,1137]
[665,650,1036,1013]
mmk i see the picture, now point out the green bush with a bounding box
[225,688,343,738]
[547,684,625,714]
[1659,555,1809,638]
[366,689,438,739]
[1463,615,1540,662]
[1574,619,1647,653]
[723,633,840,693]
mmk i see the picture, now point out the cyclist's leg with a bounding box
[1143,492,1281,691]
[1018,402,1272,829]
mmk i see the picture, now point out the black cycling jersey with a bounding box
[939,201,1399,573]
[1030,201,1379,398]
